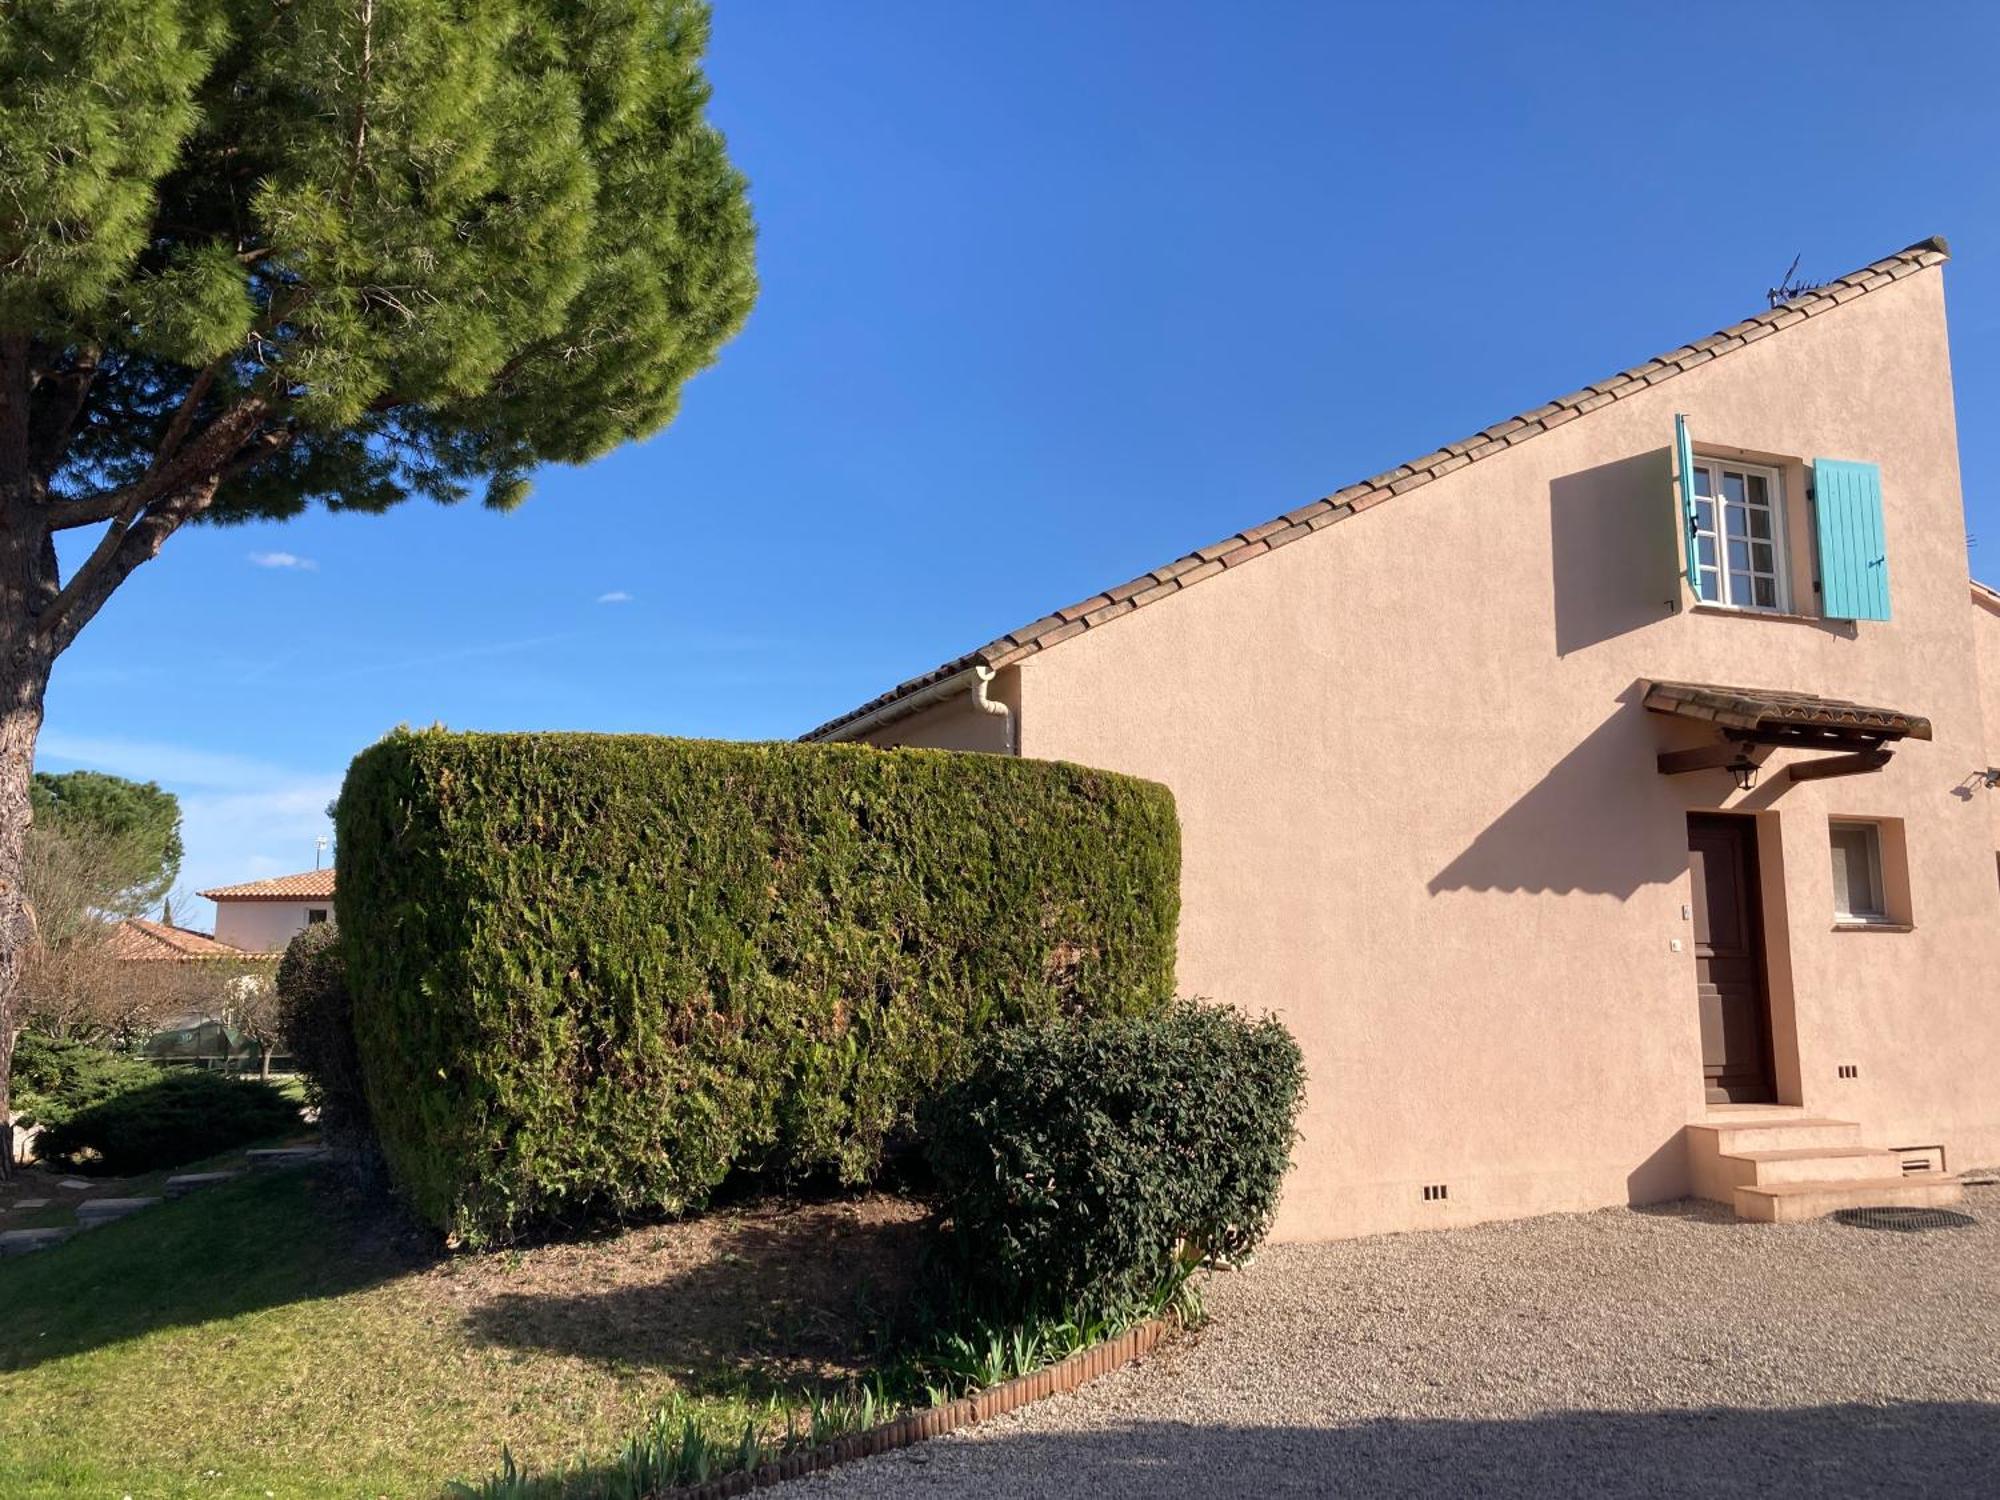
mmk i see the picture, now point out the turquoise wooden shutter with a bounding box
[1814,459,1890,621]
[1674,414,1700,595]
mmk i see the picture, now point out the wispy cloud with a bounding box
[249,551,318,571]
[596,590,633,605]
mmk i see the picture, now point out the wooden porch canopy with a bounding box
[1643,680,1931,784]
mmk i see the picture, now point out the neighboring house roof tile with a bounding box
[107,918,259,962]
[802,236,1952,743]
[198,869,335,902]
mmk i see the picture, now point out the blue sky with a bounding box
[48,0,2000,921]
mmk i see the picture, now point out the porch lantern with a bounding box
[1728,750,1761,792]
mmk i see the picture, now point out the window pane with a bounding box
[1698,568,1720,601]
[1697,535,1717,567]
[1748,507,1771,539]
[1754,576,1776,607]
[1751,541,1773,572]
[1748,474,1768,505]
[1695,498,1715,531]
[1831,826,1882,919]
[1722,472,1747,504]
[1694,466,1714,498]
[1726,506,1748,536]
[1729,569,1751,602]
[1728,539,1751,571]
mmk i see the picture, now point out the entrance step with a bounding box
[1734,1174,1965,1224]
[1710,1145,1905,1190]
[1688,1115,1863,1156]
[1686,1113,1964,1222]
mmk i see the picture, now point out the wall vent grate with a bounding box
[1837,1064,1859,1079]
[1422,1184,1449,1202]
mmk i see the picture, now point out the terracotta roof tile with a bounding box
[198,869,335,901]
[802,237,1952,742]
[1642,681,1932,741]
[107,918,263,962]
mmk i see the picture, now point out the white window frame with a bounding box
[1829,820,1888,924]
[1689,457,1791,613]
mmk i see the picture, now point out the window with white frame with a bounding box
[1829,822,1887,924]
[1689,458,1789,611]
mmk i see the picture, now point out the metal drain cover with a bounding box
[1832,1206,1977,1233]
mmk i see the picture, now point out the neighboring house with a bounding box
[106,917,265,962]
[806,236,2000,1236]
[106,917,282,1070]
[199,869,335,954]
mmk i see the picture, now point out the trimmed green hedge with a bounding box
[337,729,1180,1243]
[924,1002,1305,1314]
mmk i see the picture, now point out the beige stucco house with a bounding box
[199,869,335,956]
[807,236,2000,1237]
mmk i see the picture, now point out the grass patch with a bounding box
[0,1172,926,1499]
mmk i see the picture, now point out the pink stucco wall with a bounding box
[884,267,1999,1240]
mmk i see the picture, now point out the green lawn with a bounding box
[0,1171,921,1499]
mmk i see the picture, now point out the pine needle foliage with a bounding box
[2,0,757,520]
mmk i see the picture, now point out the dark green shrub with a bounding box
[924,1001,1305,1315]
[10,1034,162,1131]
[337,729,1180,1243]
[277,923,371,1147]
[37,1070,303,1174]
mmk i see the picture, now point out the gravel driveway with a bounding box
[806,1186,2000,1498]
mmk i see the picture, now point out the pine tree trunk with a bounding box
[0,648,50,1181]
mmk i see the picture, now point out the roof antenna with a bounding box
[1767,254,1824,308]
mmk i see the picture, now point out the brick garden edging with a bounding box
[670,1315,1177,1500]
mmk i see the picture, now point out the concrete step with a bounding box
[74,1196,162,1226]
[1734,1174,1965,1224]
[1688,1116,1865,1155]
[1715,1145,1906,1189]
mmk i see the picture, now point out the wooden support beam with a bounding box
[1786,747,1894,783]
[1657,740,1774,777]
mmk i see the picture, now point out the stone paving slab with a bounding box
[56,1178,92,1190]
[74,1196,162,1224]
[165,1171,243,1198]
[11,1197,50,1210]
[246,1147,329,1170]
[0,1227,73,1255]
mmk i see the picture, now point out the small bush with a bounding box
[924,1001,1305,1315]
[9,1034,162,1131]
[337,729,1180,1243]
[36,1070,303,1174]
[277,923,370,1144]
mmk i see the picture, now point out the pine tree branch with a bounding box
[38,397,270,654]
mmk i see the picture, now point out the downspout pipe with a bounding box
[973,666,1016,755]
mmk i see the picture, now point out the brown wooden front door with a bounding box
[1687,813,1774,1104]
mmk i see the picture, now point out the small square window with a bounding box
[306,908,329,925]
[1829,823,1887,923]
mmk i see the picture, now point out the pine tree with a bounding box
[0,0,757,1164]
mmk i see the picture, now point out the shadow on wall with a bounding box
[1549,450,1681,659]
[1426,690,1687,899]
[797,1403,2000,1499]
